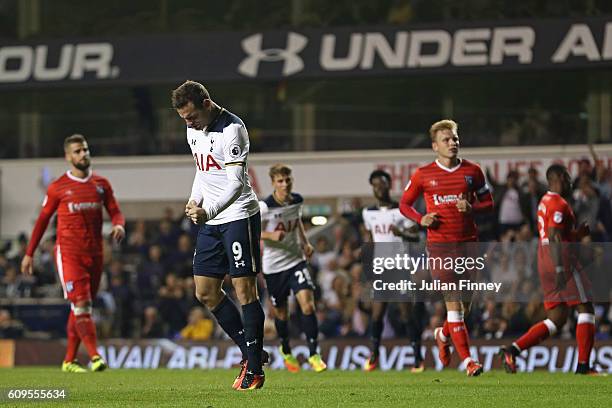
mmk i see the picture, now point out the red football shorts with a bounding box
[426,242,479,285]
[538,253,592,310]
[55,245,103,303]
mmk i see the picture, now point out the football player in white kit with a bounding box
[260,164,327,373]
[362,170,425,372]
[172,80,266,391]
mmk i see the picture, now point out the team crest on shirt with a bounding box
[96,185,105,197]
[66,281,74,293]
[553,211,563,223]
[464,176,473,186]
[229,144,242,159]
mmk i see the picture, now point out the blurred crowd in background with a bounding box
[2,153,612,343]
[3,0,610,38]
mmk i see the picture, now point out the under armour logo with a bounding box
[246,340,257,347]
[235,260,246,268]
[191,139,196,146]
[238,32,308,78]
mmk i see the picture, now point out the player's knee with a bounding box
[372,303,387,320]
[195,290,222,309]
[273,307,288,320]
[548,311,568,329]
[577,302,594,314]
[300,301,315,315]
[542,318,559,335]
[233,282,257,305]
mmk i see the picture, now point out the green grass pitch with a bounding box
[0,368,610,407]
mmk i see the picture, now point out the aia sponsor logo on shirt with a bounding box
[274,219,298,233]
[432,193,461,206]
[374,224,394,235]
[193,153,222,171]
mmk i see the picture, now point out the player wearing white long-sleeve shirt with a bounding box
[172,80,265,391]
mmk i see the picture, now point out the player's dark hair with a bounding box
[269,163,292,180]
[369,169,391,185]
[171,80,211,109]
[546,163,567,182]
[64,134,87,150]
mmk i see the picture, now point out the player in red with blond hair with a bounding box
[499,164,598,375]
[400,119,493,376]
[21,134,125,373]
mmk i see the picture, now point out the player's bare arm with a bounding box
[110,225,126,243]
[20,255,34,275]
[455,193,472,213]
[261,230,286,241]
[298,218,314,259]
[389,224,419,242]
[420,212,439,228]
[185,199,198,215]
[548,227,566,291]
[187,206,209,225]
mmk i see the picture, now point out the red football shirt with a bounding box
[26,171,125,257]
[536,192,575,243]
[537,191,575,268]
[400,159,492,243]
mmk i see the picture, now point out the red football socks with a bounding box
[74,313,99,359]
[576,313,595,364]
[514,319,556,351]
[442,320,450,339]
[447,311,472,361]
[64,311,80,362]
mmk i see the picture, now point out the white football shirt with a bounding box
[259,193,305,274]
[187,109,259,225]
[362,203,416,243]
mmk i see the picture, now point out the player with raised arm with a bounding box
[172,80,267,390]
[362,170,423,372]
[21,134,125,373]
[499,164,598,375]
[260,164,327,373]
[399,120,494,376]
